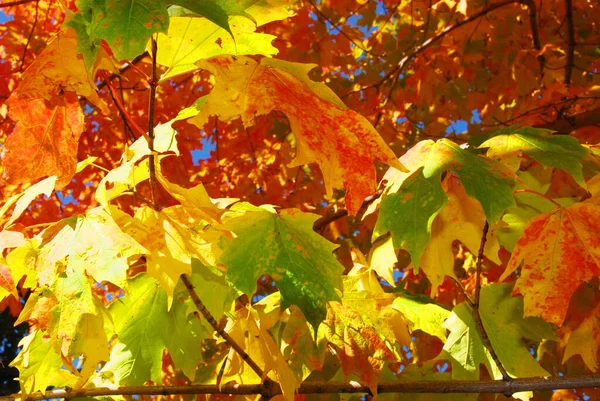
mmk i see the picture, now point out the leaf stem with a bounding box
[513,189,563,208]
[472,221,511,382]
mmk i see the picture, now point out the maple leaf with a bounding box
[0,260,17,302]
[563,301,600,371]
[473,126,590,184]
[496,191,559,252]
[102,274,208,385]
[27,208,147,289]
[500,202,600,326]
[247,314,300,401]
[392,292,451,341]
[219,204,344,330]
[325,288,409,396]
[10,28,112,112]
[2,93,85,187]
[187,56,406,215]
[0,176,57,229]
[10,330,77,394]
[441,283,556,383]
[156,16,278,80]
[374,139,513,271]
[70,0,290,61]
[420,175,501,295]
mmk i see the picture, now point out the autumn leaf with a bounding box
[563,301,600,371]
[374,139,512,272]
[10,330,77,394]
[473,126,590,185]
[113,205,223,304]
[325,287,409,395]
[8,28,112,111]
[2,93,85,187]
[101,274,208,385]
[441,283,556,383]
[0,176,56,230]
[24,208,147,289]
[392,292,451,341]
[500,202,600,326]
[420,175,501,295]
[374,168,447,271]
[219,205,344,329]
[156,16,278,80]
[187,56,406,215]
[70,0,290,61]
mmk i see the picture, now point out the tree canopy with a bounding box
[1,0,600,400]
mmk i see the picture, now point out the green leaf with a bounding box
[392,293,451,341]
[11,330,76,394]
[374,139,515,271]
[76,0,170,61]
[475,126,590,186]
[219,207,344,330]
[373,168,447,270]
[102,274,208,385]
[423,139,515,223]
[496,192,558,252]
[441,283,556,381]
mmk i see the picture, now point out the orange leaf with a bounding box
[500,203,600,326]
[189,56,405,214]
[2,92,85,187]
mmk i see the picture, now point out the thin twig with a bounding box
[451,277,474,307]
[147,36,159,208]
[564,0,575,85]
[18,0,39,72]
[472,221,511,381]
[179,275,268,382]
[101,71,148,141]
[313,189,383,232]
[96,51,150,91]
[306,0,376,55]
[0,0,35,8]
[4,375,600,400]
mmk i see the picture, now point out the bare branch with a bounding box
[4,375,600,401]
[521,0,545,75]
[536,106,600,133]
[0,0,35,8]
[564,0,576,85]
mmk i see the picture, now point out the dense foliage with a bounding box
[1,0,600,400]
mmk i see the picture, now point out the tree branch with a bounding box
[313,189,382,232]
[0,0,35,8]
[4,375,600,401]
[521,0,545,75]
[564,0,576,85]
[535,106,600,133]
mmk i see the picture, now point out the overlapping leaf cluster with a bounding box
[1,0,600,400]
